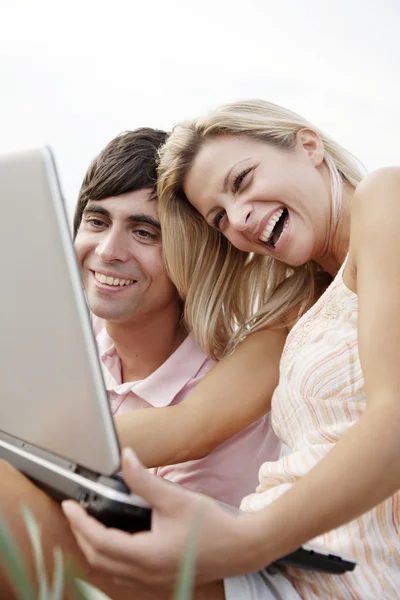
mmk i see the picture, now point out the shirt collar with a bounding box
[131,334,208,406]
[95,318,116,360]
[92,314,209,407]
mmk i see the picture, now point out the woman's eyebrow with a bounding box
[222,157,251,193]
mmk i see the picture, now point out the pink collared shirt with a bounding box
[92,315,281,507]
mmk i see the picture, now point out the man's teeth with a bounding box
[95,272,134,286]
[259,208,284,243]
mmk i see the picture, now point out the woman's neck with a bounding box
[316,183,354,277]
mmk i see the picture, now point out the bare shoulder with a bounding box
[351,168,400,234]
[356,167,400,190]
[353,167,400,211]
[350,167,400,269]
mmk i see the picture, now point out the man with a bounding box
[0,128,281,598]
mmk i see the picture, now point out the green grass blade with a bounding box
[64,561,88,600]
[173,503,204,600]
[21,504,49,600]
[0,513,36,600]
[64,561,113,600]
[73,579,114,600]
[50,547,64,600]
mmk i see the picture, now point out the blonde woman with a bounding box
[63,100,400,599]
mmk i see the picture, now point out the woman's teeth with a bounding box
[95,272,134,286]
[275,217,289,245]
[259,208,285,243]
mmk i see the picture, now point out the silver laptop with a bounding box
[0,146,150,531]
[0,147,356,574]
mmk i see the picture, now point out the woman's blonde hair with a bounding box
[157,99,364,360]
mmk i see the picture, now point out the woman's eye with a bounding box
[212,210,226,229]
[233,168,252,192]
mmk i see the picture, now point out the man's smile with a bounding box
[91,270,137,290]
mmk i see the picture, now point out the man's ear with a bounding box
[296,129,325,167]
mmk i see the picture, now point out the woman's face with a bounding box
[183,132,333,267]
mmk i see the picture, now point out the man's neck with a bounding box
[105,309,187,383]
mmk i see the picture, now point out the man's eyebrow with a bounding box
[82,204,160,230]
[127,214,161,230]
[83,203,110,217]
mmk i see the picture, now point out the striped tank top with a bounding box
[241,262,400,599]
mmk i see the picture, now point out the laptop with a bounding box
[0,147,356,574]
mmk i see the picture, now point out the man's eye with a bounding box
[233,168,252,192]
[87,218,106,228]
[135,229,157,239]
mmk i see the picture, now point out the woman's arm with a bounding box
[63,169,400,586]
[115,327,286,467]
[245,167,400,565]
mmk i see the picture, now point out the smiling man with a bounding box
[75,146,186,391]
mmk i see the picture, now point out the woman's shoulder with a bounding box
[350,167,400,281]
[354,167,400,202]
[351,167,400,228]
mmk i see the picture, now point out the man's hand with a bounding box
[62,449,260,589]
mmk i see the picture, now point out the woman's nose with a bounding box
[227,203,252,231]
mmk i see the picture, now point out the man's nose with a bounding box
[95,231,130,262]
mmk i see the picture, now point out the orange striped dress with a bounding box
[241,263,400,599]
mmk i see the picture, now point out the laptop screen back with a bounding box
[0,147,120,475]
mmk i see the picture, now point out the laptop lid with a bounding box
[0,147,120,476]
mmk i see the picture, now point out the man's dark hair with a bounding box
[73,127,168,237]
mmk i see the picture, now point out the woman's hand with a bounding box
[62,449,260,588]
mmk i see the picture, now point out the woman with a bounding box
[63,100,400,599]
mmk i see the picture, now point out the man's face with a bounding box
[74,189,179,325]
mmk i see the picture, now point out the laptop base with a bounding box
[0,435,151,532]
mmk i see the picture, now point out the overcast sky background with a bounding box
[1,0,399,221]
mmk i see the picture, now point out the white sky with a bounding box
[1,0,399,221]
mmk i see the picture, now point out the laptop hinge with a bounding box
[74,465,99,481]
